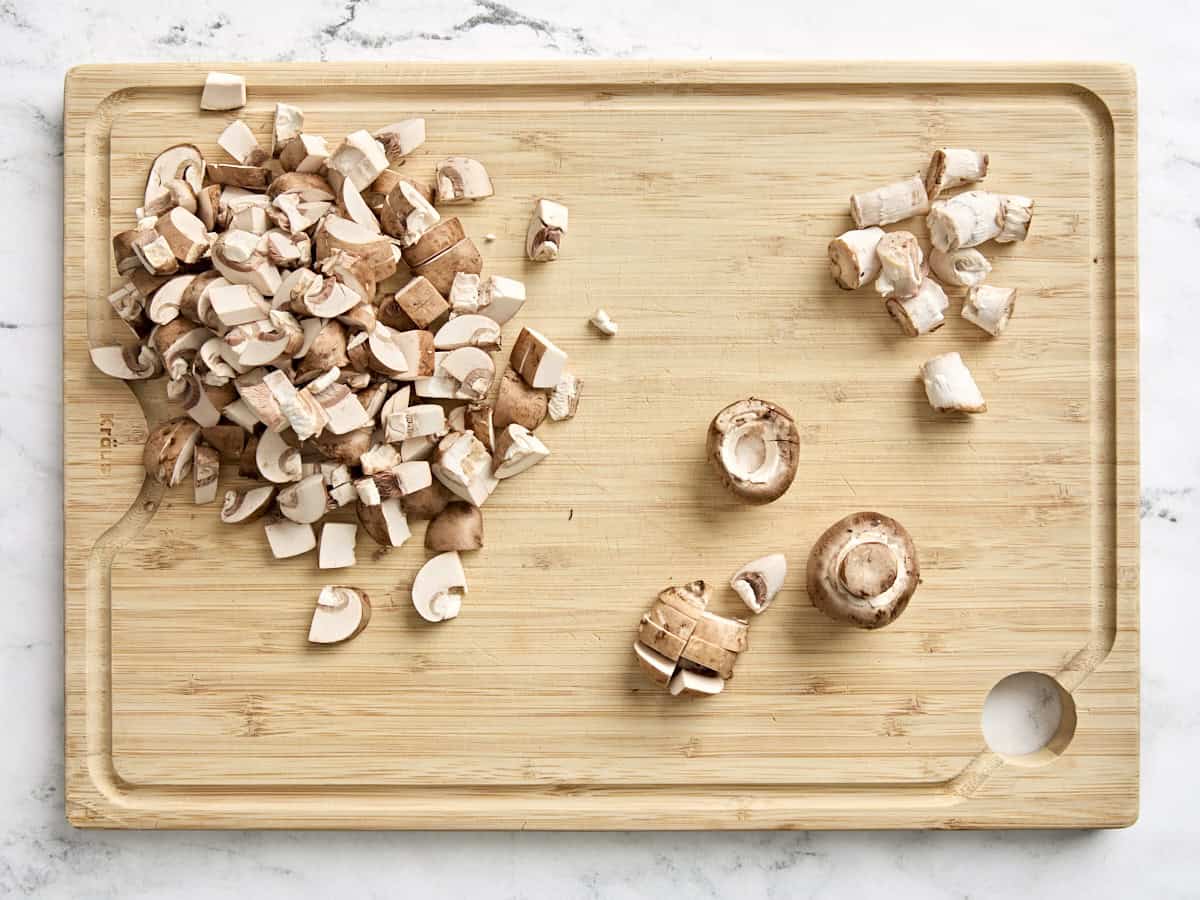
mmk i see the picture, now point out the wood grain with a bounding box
[63,62,1138,829]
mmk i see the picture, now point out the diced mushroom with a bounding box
[929,247,991,288]
[492,424,549,479]
[925,148,989,200]
[441,346,495,400]
[318,522,358,569]
[920,351,986,413]
[202,425,246,459]
[220,485,276,523]
[886,278,949,337]
[479,275,526,324]
[272,103,304,155]
[962,285,1017,336]
[850,175,929,228]
[357,497,411,547]
[401,217,465,268]
[547,372,581,422]
[828,227,885,290]
[313,427,374,467]
[807,511,919,629]
[142,417,202,486]
[384,404,446,442]
[730,553,787,614]
[327,130,389,192]
[706,398,800,504]
[379,179,440,246]
[144,144,205,209]
[383,277,449,331]
[133,234,179,275]
[280,134,330,174]
[432,431,498,507]
[200,72,246,111]
[411,238,483,297]
[217,120,268,166]
[997,195,1034,243]
[208,283,269,327]
[308,585,371,644]
[359,442,402,475]
[314,215,397,280]
[411,551,467,623]
[526,198,567,262]
[494,367,548,431]
[264,518,316,559]
[156,207,211,264]
[255,427,302,482]
[373,118,425,162]
[434,157,494,204]
[448,273,481,314]
[510,327,567,389]
[278,473,330,524]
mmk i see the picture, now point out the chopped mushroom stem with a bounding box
[926,190,1004,251]
[589,308,619,336]
[996,195,1035,243]
[886,278,949,337]
[921,351,987,413]
[962,285,1017,336]
[850,175,930,228]
[874,231,924,300]
[828,227,885,290]
[526,198,567,262]
[929,247,991,288]
[807,512,919,629]
[925,148,989,200]
[730,553,787,614]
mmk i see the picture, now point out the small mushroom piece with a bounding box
[359,442,402,475]
[272,103,304,154]
[827,226,885,290]
[806,511,919,629]
[133,234,179,276]
[874,231,924,300]
[310,381,371,434]
[668,668,725,698]
[217,119,268,166]
[314,216,397,281]
[279,134,330,174]
[365,322,411,376]
[706,398,800,505]
[256,427,302,483]
[633,641,678,687]
[263,370,329,440]
[479,275,526,325]
[339,179,380,234]
[925,148,989,200]
[356,497,411,547]
[510,327,567,389]
[432,431,498,507]
[156,207,211,264]
[920,351,986,413]
[200,72,246,110]
[89,344,160,380]
[327,130,389,192]
[278,473,330,524]
[413,352,460,399]
[730,553,787,615]
[850,174,930,228]
[442,346,495,400]
[448,272,481,314]
[374,118,426,163]
[146,274,196,325]
[433,314,501,352]
[492,424,549,479]
[996,195,1035,243]
[464,404,495,454]
[379,179,440,246]
[547,372,581,423]
[386,330,436,382]
[384,404,446,442]
[928,247,991,288]
[412,550,468,623]
[393,460,433,494]
[926,191,1004,252]
[425,502,483,551]
[526,198,567,262]
[434,157,494,204]
[208,282,269,328]
[220,485,276,523]
[411,238,483,297]
[962,285,1017,336]
[589,308,619,337]
[264,518,316,559]
[142,417,202,486]
[318,522,358,569]
[308,585,371,644]
[221,399,259,432]
[192,444,220,504]
[494,367,548,431]
[886,278,949,337]
[143,144,205,208]
[383,277,450,331]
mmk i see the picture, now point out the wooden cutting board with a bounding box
[63,62,1139,829]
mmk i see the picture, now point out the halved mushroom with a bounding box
[318,522,358,569]
[142,417,202,486]
[494,367,548,431]
[90,344,161,380]
[200,72,245,111]
[256,427,302,483]
[492,423,549,479]
[264,517,316,559]
[479,275,526,325]
[433,314,501,351]
[373,118,425,163]
[526,198,567,262]
[547,372,581,422]
[357,497,411,547]
[730,553,787,615]
[807,511,919,629]
[509,327,567,389]
[412,550,467,623]
[220,485,276,523]
[434,157,494,204]
[278,473,330,524]
[668,668,725,698]
[920,351,986,413]
[426,502,483,551]
[327,130,389,192]
[144,144,204,209]
[308,585,371,644]
[431,431,498,507]
[706,398,800,505]
[193,444,220,504]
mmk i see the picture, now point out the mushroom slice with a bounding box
[193,444,220,504]
[357,497,412,547]
[263,369,329,439]
[509,327,567,389]
[278,473,330,524]
[234,368,287,431]
[425,502,483,551]
[401,217,466,268]
[146,274,196,325]
[433,315,501,352]
[200,72,246,110]
[144,144,205,207]
[479,275,526,325]
[706,398,800,504]
[412,551,468,623]
[384,404,446,442]
[359,442,402,475]
[730,553,787,615]
[256,428,302,483]
[318,522,358,569]
[678,633,737,680]
[668,668,725,698]
[494,367,548,431]
[526,198,567,262]
[828,226,885,290]
[142,417,202,486]
[886,278,949,337]
[929,247,991,289]
[442,346,495,400]
[264,518,316,559]
[547,372,582,422]
[384,277,450,331]
[374,118,426,162]
[432,431,498,507]
[280,134,330,174]
[220,485,276,523]
[806,511,919,629]
[920,351,986,413]
[218,119,268,166]
[691,612,750,654]
[434,157,494,204]
[634,641,678,687]
[308,585,371,644]
[226,321,290,368]
[90,344,160,380]
[492,424,549,479]
[962,285,1017,336]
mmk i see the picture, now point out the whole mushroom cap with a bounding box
[706,397,800,504]
[806,511,919,629]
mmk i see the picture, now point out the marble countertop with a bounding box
[3,0,1197,895]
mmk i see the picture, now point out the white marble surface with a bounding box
[1,0,1197,896]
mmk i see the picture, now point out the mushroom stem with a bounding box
[850,175,930,228]
[874,231,924,300]
[886,278,949,337]
[962,285,1017,337]
[827,227,885,290]
[928,247,991,288]
[925,148,989,200]
[926,191,1004,251]
[920,351,986,413]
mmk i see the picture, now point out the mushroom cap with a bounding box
[706,398,800,504]
[806,511,919,629]
[308,585,371,645]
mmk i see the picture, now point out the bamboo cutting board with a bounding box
[63,62,1138,829]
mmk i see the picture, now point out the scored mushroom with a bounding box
[807,512,919,629]
[425,502,483,552]
[730,553,787,615]
[308,585,371,644]
[412,550,468,623]
[706,398,800,504]
[920,351,986,414]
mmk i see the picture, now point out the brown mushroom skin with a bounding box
[705,398,800,505]
[142,417,202,486]
[401,478,453,521]
[425,502,483,551]
[313,427,374,466]
[806,511,919,629]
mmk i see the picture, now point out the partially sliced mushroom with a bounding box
[412,237,482,297]
[318,522,358,569]
[264,517,316,559]
[828,226,885,290]
[412,550,467,622]
[256,427,302,483]
[691,611,750,652]
[920,351,987,413]
[492,424,549,479]
[382,277,450,331]
[193,444,220,504]
[706,398,800,505]
[929,247,991,288]
[220,485,275,523]
[89,344,160,380]
[509,327,567,389]
[374,118,426,163]
[433,314,501,351]
[278,473,330,524]
[730,553,787,615]
[547,371,581,422]
[326,130,389,192]
[425,502,483,551]
[494,366,548,431]
[638,616,687,661]
[668,668,725,698]
[633,641,678,687]
[962,285,1017,336]
[308,585,371,644]
[434,157,494,204]
[357,497,411,547]
[807,511,919,629]
[479,275,526,325]
[526,198,567,262]
[142,416,202,486]
[200,72,246,111]
[431,431,498,507]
